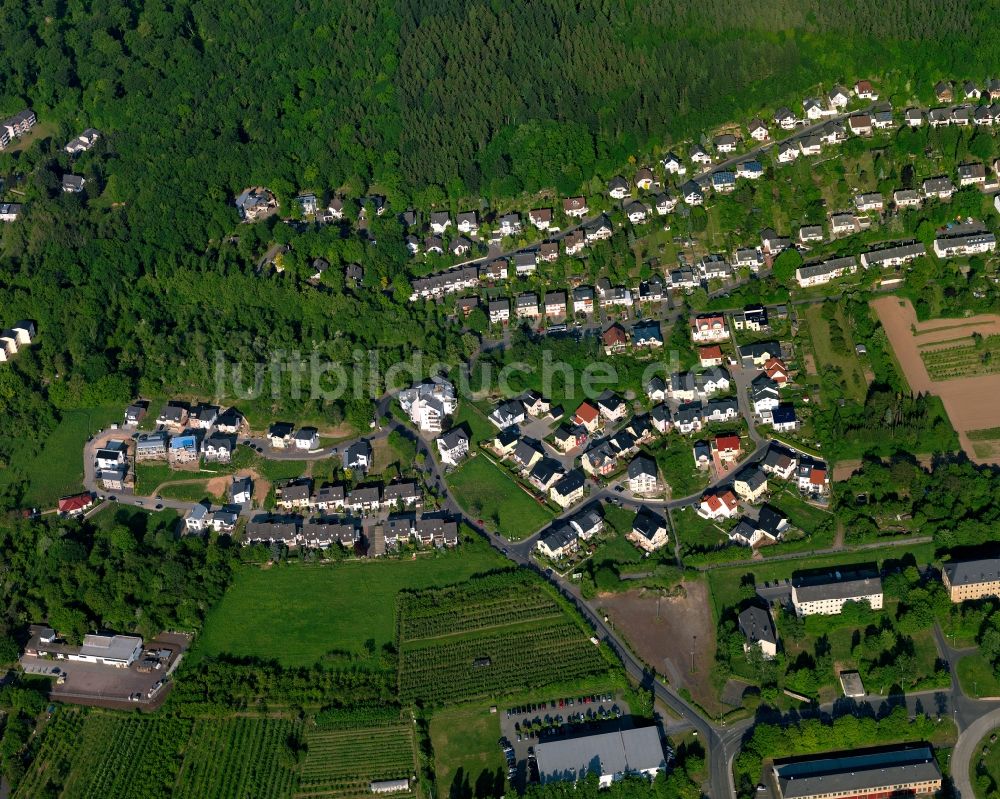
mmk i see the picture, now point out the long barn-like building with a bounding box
[772,744,941,799]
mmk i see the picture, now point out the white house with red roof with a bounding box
[698,489,739,520]
[690,314,730,343]
[58,493,93,515]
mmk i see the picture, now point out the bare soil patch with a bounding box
[596,580,722,716]
[871,296,1000,465]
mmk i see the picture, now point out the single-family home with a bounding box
[135,431,168,461]
[550,469,586,509]
[634,167,655,190]
[905,108,924,127]
[761,444,797,480]
[626,200,649,223]
[674,402,704,435]
[572,285,594,315]
[958,162,987,187]
[734,247,764,271]
[854,79,878,100]
[713,434,741,463]
[797,136,822,157]
[124,402,147,427]
[733,467,768,503]
[698,489,739,520]
[513,251,537,276]
[536,524,578,560]
[0,202,22,221]
[456,211,478,234]
[739,605,778,658]
[751,374,781,417]
[735,160,763,180]
[437,427,470,467]
[690,313,729,343]
[854,193,884,213]
[493,426,520,457]
[690,145,712,165]
[654,192,677,215]
[711,171,736,194]
[681,181,704,206]
[650,404,671,434]
[631,320,663,349]
[429,212,452,234]
[554,423,588,453]
[293,427,320,451]
[770,403,799,432]
[748,118,769,141]
[544,291,567,319]
[829,85,850,108]
[573,401,601,433]
[662,153,686,175]
[893,189,922,208]
[489,298,510,324]
[776,141,799,164]
[62,174,86,193]
[731,304,768,332]
[202,433,234,463]
[529,458,565,492]
[563,197,588,218]
[596,391,627,422]
[699,345,725,368]
[232,476,253,505]
[168,434,199,465]
[344,439,373,472]
[764,357,790,385]
[584,216,613,242]
[738,340,781,367]
[602,324,628,355]
[608,176,630,199]
[581,442,616,477]
[627,455,659,495]
[628,507,668,552]
[847,113,872,136]
[773,107,797,130]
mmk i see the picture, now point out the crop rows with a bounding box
[174,717,300,799]
[398,621,607,703]
[399,594,561,641]
[13,710,87,798]
[920,338,1000,380]
[66,714,191,799]
[296,724,416,798]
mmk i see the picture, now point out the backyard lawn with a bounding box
[446,455,553,541]
[195,539,507,666]
[672,507,728,555]
[803,304,868,402]
[429,704,506,799]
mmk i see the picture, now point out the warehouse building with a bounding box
[772,744,941,799]
[536,726,666,787]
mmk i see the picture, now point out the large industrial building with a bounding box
[942,557,1000,603]
[535,726,667,787]
[771,744,941,799]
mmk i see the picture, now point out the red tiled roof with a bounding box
[58,493,92,512]
[574,402,599,424]
[699,345,724,360]
[809,467,827,486]
[602,325,627,346]
[716,434,741,452]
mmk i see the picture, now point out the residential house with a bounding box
[313,483,346,512]
[797,460,830,496]
[489,298,511,324]
[268,421,295,448]
[572,285,594,315]
[681,181,704,206]
[847,113,872,136]
[662,152,686,175]
[733,467,768,503]
[570,506,603,540]
[481,259,509,281]
[928,107,952,127]
[564,230,586,256]
[748,118,769,141]
[511,439,544,473]
[455,296,479,317]
[854,79,878,100]
[539,241,559,262]
[572,401,601,433]
[731,304,768,332]
[185,503,210,533]
[344,439,373,472]
[625,200,649,223]
[860,242,926,269]
[563,197,588,218]
[650,404,672,434]
[383,481,421,509]
[761,444,797,480]
[713,434,741,463]
[654,192,677,215]
[584,216,613,242]
[692,440,711,469]
[739,606,778,658]
[854,193,884,213]
[791,568,883,616]
[751,374,781,417]
[770,403,798,432]
[456,211,478,234]
[638,275,665,303]
[0,202,22,221]
[690,145,712,165]
[829,213,864,237]
[234,186,276,220]
[704,398,740,423]
[489,399,526,430]
[95,440,127,471]
[58,493,93,516]
[61,173,86,193]
[673,402,704,435]
[345,485,382,514]
[635,167,655,190]
[124,402,147,427]
[690,313,729,343]
[521,390,551,417]
[553,423,587,453]
[933,229,997,258]
[596,391,627,422]
[795,256,858,287]
[450,236,472,256]
[760,229,792,257]
[627,455,659,495]
[797,136,822,157]
[711,171,736,193]
[923,176,956,199]
[699,345,725,368]
[738,340,781,367]
[544,291,567,319]
[628,507,668,552]
[802,97,826,120]
[776,141,799,164]
[429,212,452,234]
[581,442,617,477]
[514,251,537,276]
[669,267,699,289]
[734,247,764,271]
[397,377,458,432]
[529,458,565,492]
[893,189,922,208]
[202,434,234,464]
[276,478,313,510]
[550,469,586,509]
[872,109,895,130]
[493,426,520,457]
[436,427,470,467]
[698,489,739,520]
[607,176,630,199]
[157,402,189,429]
[536,524,578,559]
[829,85,850,108]
[735,160,763,180]
[958,162,987,187]
[135,432,168,461]
[714,133,739,153]
[819,120,847,144]
[168,434,199,465]
[232,476,253,505]
[631,320,663,349]
[905,108,924,126]
[602,324,628,355]
[773,107,797,129]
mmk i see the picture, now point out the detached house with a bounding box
[456,211,478,233]
[662,152,686,175]
[733,467,768,503]
[854,79,878,100]
[628,507,668,552]
[608,176,630,199]
[681,181,704,206]
[489,298,510,324]
[516,292,540,319]
[634,167,655,190]
[602,324,629,354]
[564,230,586,256]
[550,469,586,509]
[698,489,739,520]
[958,162,987,187]
[748,118,769,141]
[437,427,470,467]
[714,133,739,153]
[847,114,872,136]
[563,197,588,218]
[690,314,729,343]
[923,176,957,200]
[529,208,553,230]
[544,291,567,319]
[596,391,627,422]
[573,401,601,433]
[627,455,659,495]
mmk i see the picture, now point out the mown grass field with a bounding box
[446,454,553,541]
[14,406,122,507]
[196,540,507,666]
[429,704,505,799]
[958,652,1000,699]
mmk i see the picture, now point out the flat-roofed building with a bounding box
[771,744,941,799]
[791,568,883,617]
[942,556,1000,602]
[536,726,667,787]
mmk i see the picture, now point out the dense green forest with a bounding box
[1,0,999,505]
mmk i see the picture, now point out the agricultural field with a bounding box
[446,455,553,541]
[15,711,192,799]
[397,573,609,704]
[174,717,300,799]
[298,718,418,799]
[873,297,1000,465]
[920,334,1000,380]
[968,427,1000,461]
[196,540,507,666]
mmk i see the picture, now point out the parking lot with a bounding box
[20,632,190,711]
[497,692,632,787]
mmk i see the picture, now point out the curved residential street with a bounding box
[952,707,1000,798]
